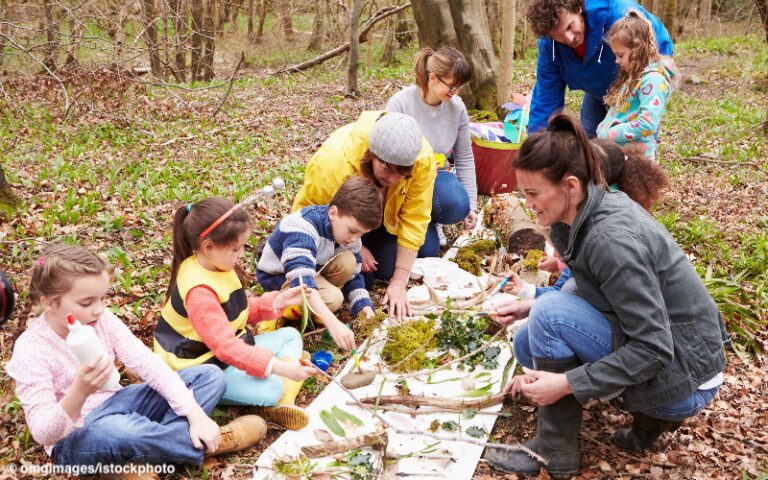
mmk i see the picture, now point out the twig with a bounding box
[347,403,511,417]
[311,361,546,463]
[212,51,245,118]
[680,155,768,174]
[389,331,436,371]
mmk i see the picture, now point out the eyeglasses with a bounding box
[435,75,463,93]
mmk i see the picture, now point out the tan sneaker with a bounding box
[255,404,309,430]
[208,415,267,456]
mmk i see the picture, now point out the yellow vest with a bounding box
[292,110,437,252]
[154,256,249,370]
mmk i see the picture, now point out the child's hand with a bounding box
[491,299,534,326]
[504,373,537,399]
[72,355,115,397]
[502,273,524,295]
[537,255,560,273]
[186,405,221,453]
[327,319,356,352]
[275,285,313,311]
[272,358,317,382]
[361,306,375,319]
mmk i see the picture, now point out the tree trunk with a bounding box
[757,0,768,44]
[257,0,268,40]
[42,0,58,72]
[276,0,293,40]
[191,0,203,81]
[381,11,397,63]
[229,0,244,32]
[412,0,498,111]
[142,0,163,77]
[200,0,216,80]
[247,0,254,37]
[486,0,501,53]
[0,0,7,69]
[497,0,516,106]
[168,0,187,81]
[663,0,676,42]
[346,0,363,96]
[308,0,327,50]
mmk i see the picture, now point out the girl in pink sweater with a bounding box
[6,245,264,474]
[154,197,317,431]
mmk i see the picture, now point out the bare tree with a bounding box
[142,0,164,78]
[309,0,328,50]
[42,0,59,72]
[497,0,516,106]
[411,0,498,110]
[757,0,768,44]
[346,0,363,96]
[663,0,677,41]
[275,0,293,40]
[257,0,268,40]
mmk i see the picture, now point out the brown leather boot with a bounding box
[611,412,683,453]
[208,415,267,456]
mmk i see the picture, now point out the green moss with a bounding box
[468,109,498,122]
[381,318,436,373]
[354,307,387,339]
[450,240,498,276]
[523,249,545,270]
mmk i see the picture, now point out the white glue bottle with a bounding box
[66,314,121,390]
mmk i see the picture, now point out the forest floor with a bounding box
[1,35,767,479]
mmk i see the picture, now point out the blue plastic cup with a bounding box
[312,350,333,371]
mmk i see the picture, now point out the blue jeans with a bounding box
[220,327,303,406]
[362,170,469,283]
[580,93,608,139]
[513,292,720,421]
[52,364,226,467]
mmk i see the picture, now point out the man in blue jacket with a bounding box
[526,0,673,138]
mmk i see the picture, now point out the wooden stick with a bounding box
[359,392,505,411]
[302,432,387,458]
[348,402,511,417]
[212,51,245,118]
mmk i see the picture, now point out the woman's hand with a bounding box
[272,358,317,382]
[537,255,560,273]
[326,319,356,351]
[186,405,221,453]
[274,285,313,311]
[504,373,537,399]
[501,272,524,295]
[72,355,114,397]
[463,210,479,230]
[382,280,411,322]
[519,368,573,406]
[491,299,533,326]
[360,246,378,273]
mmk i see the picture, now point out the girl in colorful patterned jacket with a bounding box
[596,9,678,160]
[7,245,267,480]
[154,197,317,432]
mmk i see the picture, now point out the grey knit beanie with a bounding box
[368,112,423,167]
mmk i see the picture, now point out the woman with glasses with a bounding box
[386,47,478,248]
[292,111,436,321]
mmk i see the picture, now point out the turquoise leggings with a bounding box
[219,327,303,406]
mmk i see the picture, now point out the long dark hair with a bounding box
[168,197,251,300]
[513,114,606,189]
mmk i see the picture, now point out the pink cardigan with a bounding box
[6,311,198,455]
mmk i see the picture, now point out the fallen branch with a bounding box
[271,4,411,75]
[359,392,505,411]
[212,51,245,118]
[302,432,388,458]
[680,155,768,174]
[348,402,511,417]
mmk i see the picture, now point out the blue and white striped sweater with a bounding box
[256,205,372,316]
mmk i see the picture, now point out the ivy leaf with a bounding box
[441,420,458,431]
[462,408,478,419]
[465,426,487,438]
[331,406,364,427]
[319,409,346,437]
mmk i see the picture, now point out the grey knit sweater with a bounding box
[386,86,478,211]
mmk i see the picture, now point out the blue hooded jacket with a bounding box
[528,0,673,134]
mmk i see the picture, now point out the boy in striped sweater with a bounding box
[257,176,382,350]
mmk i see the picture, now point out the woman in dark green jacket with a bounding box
[486,114,728,479]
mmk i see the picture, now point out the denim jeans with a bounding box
[51,364,225,467]
[513,292,720,421]
[219,327,303,406]
[362,170,469,283]
[580,93,608,139]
